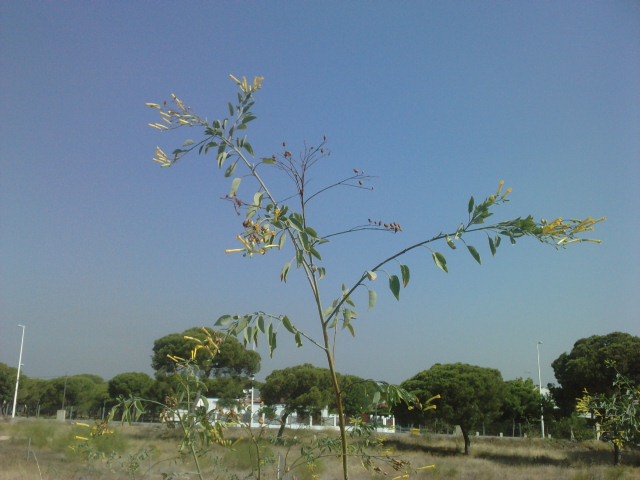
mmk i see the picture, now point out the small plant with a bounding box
[147,75,604,479]
[576,365,640,466]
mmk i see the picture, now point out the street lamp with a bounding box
[11,325,26,419]
[537,340,545,439]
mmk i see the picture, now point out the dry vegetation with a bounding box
[1,418,639,480]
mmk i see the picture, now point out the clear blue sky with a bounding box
[1,1,638,388]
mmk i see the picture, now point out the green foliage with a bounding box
[108,372,154,400]
[151,327,260,378]
[501,377,542,425]
[0,362,18,405]
[552,332,640,414]
[576,369,640,465]
[261,364,334,425]
[397,363,506,454]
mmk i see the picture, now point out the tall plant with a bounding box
[147,75,604,479]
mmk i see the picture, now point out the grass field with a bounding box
[1,418,639,479]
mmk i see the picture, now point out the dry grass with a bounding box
[1,418,639,479]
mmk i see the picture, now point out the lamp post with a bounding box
[11,325,26,419]
[537,340,545,439]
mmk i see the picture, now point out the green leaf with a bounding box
[243,141,254,156]
[224,161,238,178]
[217,150,229,168]
[432,252,448,273]
[489,237,496,256]
[467,245,482,264]
[368,290,378,310]
[236,315,249,333]
[343,308,352,326]
[300,232,310,251]
[294,332,303,347]
[495,235,502,248]
[446,236,457,250]
[230,177,241,197]
[280,262,291,282]
[282,316,296,334]
[183,139,195,147]
[389,275,401,301]
[304,227,318,239]
[400,264,410,288]
[215,315,233,327]
[468,196,475,215]
[268,323,276,357]
[278,233,287,250]
[288,213,304,231]
[204,141,218,154]
[243,325,252,346]
[261,157,276,165]
[346,322,355,337]
[310,247,322,260]
[257,316,265,333]
[228,102,234,116]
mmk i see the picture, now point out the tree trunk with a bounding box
[277,411,290,441]
[613,442,622,466]
[461,427,471,455]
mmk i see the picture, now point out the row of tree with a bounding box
[1,330,638,454]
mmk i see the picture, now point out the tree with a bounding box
[397,363,506,454]
[147,75,604,479]
[340,375,381,417]
[108,372,154,400]
[500,378,542,437]
[577,369,640,465]
[31,374,107,418]
[260,364,334,439]
[551,332,640,414]
[0,363,18,415]
[151,327,260,378]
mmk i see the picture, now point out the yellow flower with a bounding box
[153,147,171,167]
[497,180,505,195]
[183,335,202,344]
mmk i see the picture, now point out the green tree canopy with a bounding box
[29,374,107,418]
[500,377,542,435]
[260,364,334,438]
[151,327,261,378]
[108,372,155,400]
[551,332,640,414]
[397,363,506,454]
[0,363,18,412]
[340,375,382,417]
